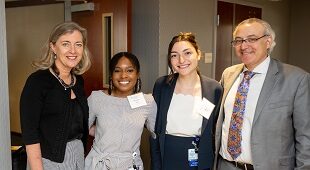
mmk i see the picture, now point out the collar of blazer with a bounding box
[162,73,215,134]
[252,58,279,124]
[220,58,280,124]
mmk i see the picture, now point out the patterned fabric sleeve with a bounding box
[145,94,158,136]
[87,91,98,129]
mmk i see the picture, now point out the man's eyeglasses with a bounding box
[231,35,269,47]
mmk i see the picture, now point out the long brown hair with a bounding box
[167,32,200,83]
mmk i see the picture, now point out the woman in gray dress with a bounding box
[85,52,157,170]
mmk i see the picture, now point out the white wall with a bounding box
[6,4,64,133]
[0,0,12,169]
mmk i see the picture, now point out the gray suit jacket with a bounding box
[214,58,310,170]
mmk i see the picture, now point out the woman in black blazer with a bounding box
[151,32,223,170]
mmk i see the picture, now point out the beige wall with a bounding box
[288,0,310,72]
[159,0,216,78]
[132,0,159,93]
[260,0,291,62]
[6,4,64,133]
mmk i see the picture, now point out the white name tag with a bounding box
[127,92,147,109]
[197,97,215,119]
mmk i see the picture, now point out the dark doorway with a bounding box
[215,1,262,81]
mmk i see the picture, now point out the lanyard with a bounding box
[192,136,200,152]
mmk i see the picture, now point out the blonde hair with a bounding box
[33,21,91,75]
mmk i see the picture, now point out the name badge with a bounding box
[127,92,147,109]
[188,149,198,167]
[197,97,215,119]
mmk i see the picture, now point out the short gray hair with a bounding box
[233,18,276,54]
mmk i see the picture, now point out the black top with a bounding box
[67,98,84,141]
[20,69,89,163]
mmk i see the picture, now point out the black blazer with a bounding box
[150,73,223,170]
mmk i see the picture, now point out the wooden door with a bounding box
[215,1,262,81]
[216,1,234,81]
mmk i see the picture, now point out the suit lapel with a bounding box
[222,65,244,110]
[217,64,243,131]
[159,75,177,158]
[253,59,279,124]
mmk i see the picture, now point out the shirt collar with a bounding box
[242,56,270,74]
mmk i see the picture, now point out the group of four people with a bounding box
[20,18,309,170]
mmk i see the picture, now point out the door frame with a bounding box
[213,0,263,80]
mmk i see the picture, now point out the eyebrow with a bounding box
[115,66,135,69]
[183,48,191,52]
[235,34,258,39]
[60,40,83,43]
[171,48,191,53]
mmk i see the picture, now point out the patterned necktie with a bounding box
[227,71,255,160]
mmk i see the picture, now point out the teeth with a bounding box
[179,64,189,68]
[67,56,77,59]
[119,81,129,84]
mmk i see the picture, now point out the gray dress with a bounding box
[85,91,157,170]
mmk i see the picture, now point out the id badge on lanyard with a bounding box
[188,136,200,167]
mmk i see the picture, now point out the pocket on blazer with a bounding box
[279,156,294,166]
[268,100,290,109]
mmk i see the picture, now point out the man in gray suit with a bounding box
[214,18,310,170]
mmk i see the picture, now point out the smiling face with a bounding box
[234,22,272,71]
[170,41,201,77]
[111,56,139,97]
[50,30,84,73]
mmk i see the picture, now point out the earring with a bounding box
[136,78,141,92]
[54,53,57,59]
[108,78,113,95]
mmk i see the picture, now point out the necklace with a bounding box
[50,68,75,90]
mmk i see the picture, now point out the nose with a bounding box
[121,71,128,78]
[69,44,76,53]
[240,40,249,49]
[179,55,185,63]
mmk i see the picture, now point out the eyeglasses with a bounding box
[231,35,269,47]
